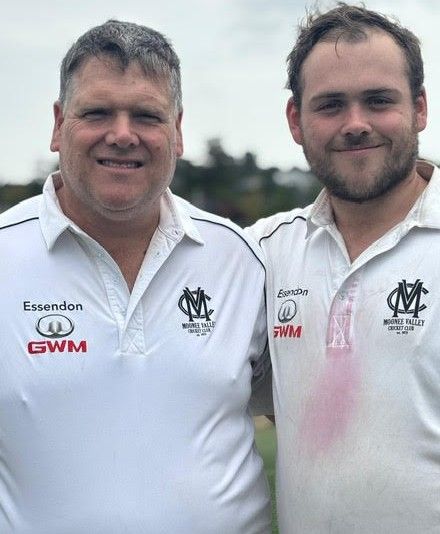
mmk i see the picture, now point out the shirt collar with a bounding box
[412,160,440,228]
[157,189,204,245]
[306,160,440,236]
[39,172,204,250]
[39,173,72,249]
[307,188,332,234]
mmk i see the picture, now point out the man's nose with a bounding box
[105,114,140,148]
[340,104,372,138]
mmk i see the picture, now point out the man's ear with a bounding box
[286,97,303,145]
[50,101,64,152]
[414,87,428,134]
[175,110,184,158]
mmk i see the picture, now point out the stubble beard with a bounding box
[57,151,177,225]
[302,122,419,203]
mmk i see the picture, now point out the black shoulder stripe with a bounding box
[259,215,306,245]
[0,216,39,231]
[190,216,265,272]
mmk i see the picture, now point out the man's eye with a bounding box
[83,110,108,119]
[317,101,342,113]
[369,97,392,108]
[136,113,161,123]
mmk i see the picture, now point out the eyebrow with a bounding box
[310,87,401,104]
[362,88,401,97]
[310,92,344,104]
[77,102,166,115]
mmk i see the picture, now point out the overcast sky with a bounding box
[2,0,439,184]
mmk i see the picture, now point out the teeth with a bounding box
[100,160,139,168]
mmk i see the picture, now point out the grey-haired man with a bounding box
[0,20,271,533]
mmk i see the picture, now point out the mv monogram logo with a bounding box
[179,287,214,322]
[387,279,428,318]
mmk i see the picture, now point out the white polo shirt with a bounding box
[0,174,271,534]
[249,161,440,533]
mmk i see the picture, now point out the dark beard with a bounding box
[303,130,419,203]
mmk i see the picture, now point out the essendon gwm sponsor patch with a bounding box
[27,312,88,355]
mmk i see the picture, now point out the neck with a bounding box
[330,168,427,262]
[89,216,160,292]
[56,189,160,292]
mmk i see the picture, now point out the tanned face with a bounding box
[50,56,183,227]
[286,30,427,203]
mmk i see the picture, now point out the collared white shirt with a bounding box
[0,174,270,534]
[249,161,440,533]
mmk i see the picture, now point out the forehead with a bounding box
[67,56,171,107]
[300,30,409,99]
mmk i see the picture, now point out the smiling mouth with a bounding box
[97,159,143,169]
[335,144,383,152]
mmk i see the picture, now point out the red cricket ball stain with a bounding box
[299,346,361,455]
[299,275,362,455]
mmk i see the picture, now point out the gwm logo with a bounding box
[28,340,87,355]
[387,279,428,318]
[179,287,213,322]
[28,313,87,355]
[274,300,302,338]
[36,314,74,338]
[273,325,302,338]
[278,300,297,323]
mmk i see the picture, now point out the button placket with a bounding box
[327,273,360,353]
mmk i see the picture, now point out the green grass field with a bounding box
[255,424,278,534]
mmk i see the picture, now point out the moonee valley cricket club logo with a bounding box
[179,287,216,336]
[384,279,428,335]
[387,279,428,318]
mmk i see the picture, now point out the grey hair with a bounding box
[59,19,182,113]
